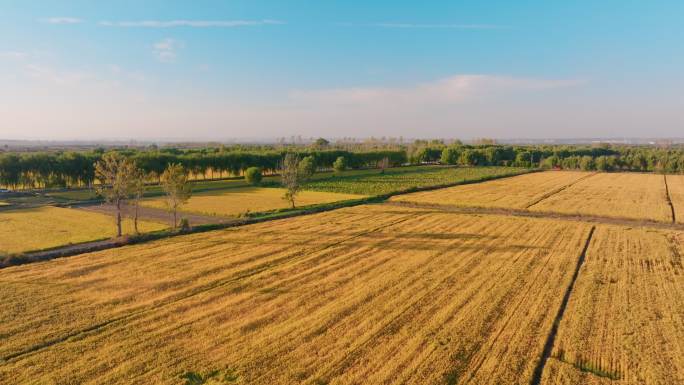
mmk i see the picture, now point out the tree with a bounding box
[440,147,460,165]
[94,153,137,237]
[245,167,263,185]
[314,138,330,148]
[281,153,303,208]
[298,156,316,179]
[161,163,192,229]
[333,156,347,173]
[129,167,146,234]
[378,157,390,174]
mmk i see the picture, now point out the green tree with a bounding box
[298,156,317,179]
[333,156,347,173]
[94,153,137,237]
[441,147,460,165]
[161,163,192,229]
[281,153,303,208]
[244,167,263,185]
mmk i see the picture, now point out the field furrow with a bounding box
[542,226,684,385]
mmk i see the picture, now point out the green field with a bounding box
[303,166,531,196]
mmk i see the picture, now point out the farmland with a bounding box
[1,170,684,384]
[0,206,166,254]
[140,187,365,217]
[391,171,590,209]
[667,174,684,223]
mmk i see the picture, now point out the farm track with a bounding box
[530,226,595,385]
[525,173,597,209]
[386,201,684,231]
[0,213,418,363]
[664,174,676,223]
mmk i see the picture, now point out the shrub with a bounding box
[333,156,347,173]
[244,167,263,185]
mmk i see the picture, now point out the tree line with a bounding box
[0,149,406,189]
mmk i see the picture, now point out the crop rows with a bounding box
[542,226,684,384]
[1,205,588,384]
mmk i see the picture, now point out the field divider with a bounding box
[0,214,419,364]
[664,174,676,223]
[524,172,597,209]
[529,225,596,385]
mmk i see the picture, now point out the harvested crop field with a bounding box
[390,171,590,209]
[140,187,364,217]
[666,174,684,223]
[0,206,166,254]
[1,204,594,384]
[541,226,684,385]
[530,173,673,222]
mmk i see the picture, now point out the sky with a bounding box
[0,0,683,141]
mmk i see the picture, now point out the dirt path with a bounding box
[76,202,234,226]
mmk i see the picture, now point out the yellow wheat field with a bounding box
[0,204,592,384]
[530,173,672,222]
[542,225,684,385]
[0,206,166,254]
[666,174,684,224]
[391,171,591,209]
[141,187,365,217]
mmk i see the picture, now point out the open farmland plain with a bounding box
[0,206,166,254]
[1,205,594,384]
[2,171,684,384]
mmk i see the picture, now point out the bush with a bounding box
[298,156,316,178]
[333,156,347,173]
[179,218,191,232]
[245,167,263,185]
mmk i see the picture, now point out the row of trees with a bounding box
[95,153,191,236]
[0,149,406,190]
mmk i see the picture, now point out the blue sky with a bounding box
[1,0,682,140]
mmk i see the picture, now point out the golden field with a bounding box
[1,205,594,384]
[542,226,684,385]
[390,171,591,209]
[530,173,673,222]
[667,174,684,223]
[0,206,166,254]
[140,186,364,217]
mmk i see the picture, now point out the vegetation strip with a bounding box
[0,214,416,363]
[529,226,596,385]
[664,174,676,223]
[524,172,597,209]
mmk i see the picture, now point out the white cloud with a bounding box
[100,19,283,28]
[153,39,182,62]
[290,75,585,106]
[372,23,504,30]
[0,51,28,60]
[41,17,83,24]
[23,64,94,85]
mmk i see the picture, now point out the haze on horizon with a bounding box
[1,0,682,141]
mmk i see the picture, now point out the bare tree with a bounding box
[129,168,146,234]
[161,163,192,229]
[379,156,390,174]
[94,153,137,237]
[281,153,302,209]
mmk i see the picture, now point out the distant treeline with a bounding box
[2,142,684,189]
[0,148,407,189]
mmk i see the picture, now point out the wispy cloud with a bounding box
[100,19,283,28]
[0,51,28,60]
[153,39,182,62]
[290,75,585,106]
[372,23,504,29]
[41,17,83,24]
[23,64,93,85]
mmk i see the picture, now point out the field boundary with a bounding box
[664,174,676,223]
[524,172,596,209]
[529,226,595,385]
[386,201,684,231]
